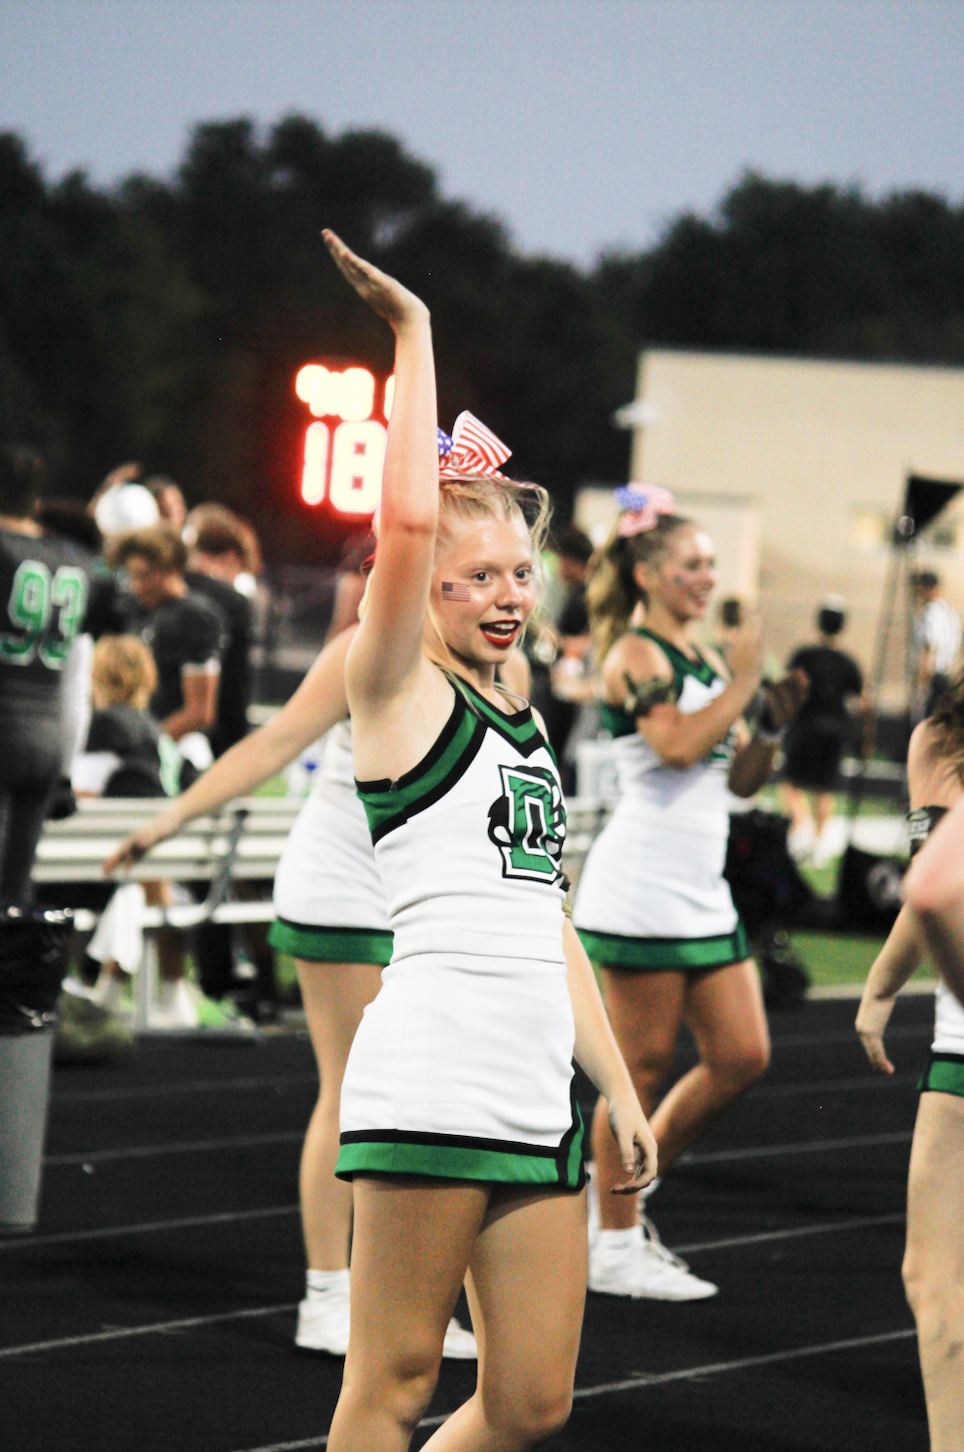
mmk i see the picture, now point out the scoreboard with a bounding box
[295,364,393,516]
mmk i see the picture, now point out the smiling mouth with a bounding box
[480,620,520,648]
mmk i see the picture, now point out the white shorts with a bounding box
[268,790,392,965]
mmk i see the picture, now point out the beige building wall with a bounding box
[608,349,964,704]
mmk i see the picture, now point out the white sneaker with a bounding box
[295,1284,351,1355]
[787,822,816,862]
[295,1291,477,1360]
[442,1317,478,1359]
[589,1219,717,1301]
[147,977,199,1030]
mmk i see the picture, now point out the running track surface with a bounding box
[2,996,931,1451]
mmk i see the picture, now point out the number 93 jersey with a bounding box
[337,674,586,1191]
[0,528,93,734]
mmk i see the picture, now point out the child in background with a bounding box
[76,637,189,1025]
[73,635,176,800]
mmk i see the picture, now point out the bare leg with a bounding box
[650,959,770,1169]
[144,881,182,982]
[779,783,812,834]
[591,969,686,1229]
[814,791,836,837]
[424,1185,587,1450]
[296,959,382,1270]
[903,1092,964,1452]
[328,1177,488,1452]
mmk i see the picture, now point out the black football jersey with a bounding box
[0,527,95,714]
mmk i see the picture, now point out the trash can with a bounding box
[0,906,73,1233]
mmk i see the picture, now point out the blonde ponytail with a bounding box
[587,511,691,661]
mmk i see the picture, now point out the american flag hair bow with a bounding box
[437,411,512,482]
[615,484,677,537]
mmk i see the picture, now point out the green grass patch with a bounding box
[790,930,935,989]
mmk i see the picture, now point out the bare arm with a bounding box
[104,627,355,874]
[608,630,761,772]
[728,671,809,797]
[564,919,657,1190]
[855,905,925,1073]
[905,795,964,1010]
[162,668,219,740]
[320,233,438,715]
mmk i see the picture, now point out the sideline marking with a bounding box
[682,1129,912,1167]
[749,1071,917,1099]
[219,1327,918,1452]
[768,1023,929,1050]
[0,1204,299,1253]
[46,1131,304,1167]
[0,1303,298,1360]
[674,1210,906,1255]
[51,1072,316,1105]
[0,1210,904,1357]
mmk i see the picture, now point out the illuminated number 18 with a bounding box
[329,422,386,514]
[301,421,386,513]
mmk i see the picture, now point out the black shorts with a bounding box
[783,716,849,792]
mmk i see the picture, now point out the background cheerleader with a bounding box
[856,676,964,1451]
[104,621,477,1361]
[573,488,805,1300]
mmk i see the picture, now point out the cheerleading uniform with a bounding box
[336,675,584,1190]
[908,806,964,1098]
[573,628,748,971]
[268,719,393,966]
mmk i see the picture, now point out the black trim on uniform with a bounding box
[355,687,465,793]
[339,1127,560,1158]
[555,1072,585,1188]
[367,717,487,845]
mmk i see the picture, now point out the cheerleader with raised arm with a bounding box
[857,679,964,1452]
[315,233,655,1452]
[573,488,805,1300]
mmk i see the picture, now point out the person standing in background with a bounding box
[184,508,255,760]
[542,526,594,791]
[0,447,95,904]
[780,596,865,866]
[912,570,962,722]
[107,524,231,1029]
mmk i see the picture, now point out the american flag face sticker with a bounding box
[441,582,471,602]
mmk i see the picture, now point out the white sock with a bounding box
[596,1228,640,1255]
[92,974,126,1012]
[305,1268,350,1302]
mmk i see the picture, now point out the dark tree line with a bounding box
[2,117,964,560]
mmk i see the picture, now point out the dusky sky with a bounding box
[1,0,962,263]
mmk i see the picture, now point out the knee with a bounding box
[492,1385,573,1448]
[626,1038,677,1092]
[344,1347,440,1433]
[707,1037,770,1094]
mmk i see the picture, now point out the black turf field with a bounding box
[1,995,931,1452]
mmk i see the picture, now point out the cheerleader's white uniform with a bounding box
[907,806,964,1096]
[336,675,584,1189]
[573,628,749,971]
[267,719,393,966]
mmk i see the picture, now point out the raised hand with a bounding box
[727,614,764,684]
[762,668,809,730]
[322,230,429,331]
